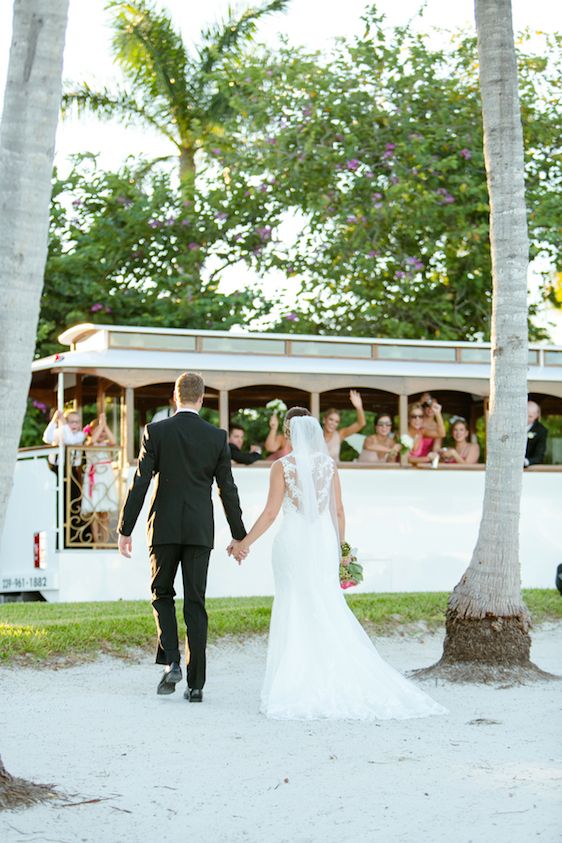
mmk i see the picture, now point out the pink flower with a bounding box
[346,158,360,171]
[90,303,103,312]
[284,312,298,322]
[459,148,472,160]
[340,580,356,590]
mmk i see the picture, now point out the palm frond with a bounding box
[198,0,290,75]
[62,83,179,146]
[106,1,189,114]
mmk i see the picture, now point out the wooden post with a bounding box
[399,393,409,467]
[125,387,135,464]
[310,391,320,420]
[96,378,106,416]
[74,374,82,423]
[219,390,229,432]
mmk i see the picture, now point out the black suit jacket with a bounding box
[118,412,246,547]
[525,420,547,466]
[229,442,261,465]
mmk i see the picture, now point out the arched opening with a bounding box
[320,387,399,461]
[228,384,312,458]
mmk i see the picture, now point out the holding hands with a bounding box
[227,539,250,565]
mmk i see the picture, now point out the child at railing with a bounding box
[81,413,118,544]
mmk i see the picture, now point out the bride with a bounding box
[230,407,447,721]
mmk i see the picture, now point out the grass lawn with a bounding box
[0,590,560,665]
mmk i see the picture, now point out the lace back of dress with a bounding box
[281,454,334,518]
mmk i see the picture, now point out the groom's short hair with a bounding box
[175,372,205,405]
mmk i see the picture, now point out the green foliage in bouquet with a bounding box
[340,542,363,590]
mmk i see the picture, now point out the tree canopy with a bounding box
[215,13,561,339]
[47,6,562,351]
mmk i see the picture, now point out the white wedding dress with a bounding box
[260,417,447,721]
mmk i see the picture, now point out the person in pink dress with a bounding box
[407,402,439,466]
[440,417,480,465]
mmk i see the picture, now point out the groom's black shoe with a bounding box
[183,687,203,703]
[157,662,182,695]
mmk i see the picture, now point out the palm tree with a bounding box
[63,0,289,195]
[422,0,546,682]
[0,0,69,806]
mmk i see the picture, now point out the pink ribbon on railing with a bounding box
[87,461,113,498]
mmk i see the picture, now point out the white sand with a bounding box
[0,626,560,843]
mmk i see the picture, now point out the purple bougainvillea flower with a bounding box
[368,249,378,258]
[211,148,221,155]
[90,303,103,312]
[188,242,200,251]
[256,226,272,241]
[33,400,48,413]
[346,214,358,224]
[394,271,406,279]
[284,312,299,321]
[436,188,455,204]
[165,216,176,226]
[148,219,160,228]
[346,159,360,171]
[459,148,472,160]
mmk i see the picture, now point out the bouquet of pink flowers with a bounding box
[339,542,363,590]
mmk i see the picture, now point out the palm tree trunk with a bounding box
[179,145,196,202]
[0,0,69,540]
[439,0,531,672]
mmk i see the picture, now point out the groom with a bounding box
[117,372,247,702]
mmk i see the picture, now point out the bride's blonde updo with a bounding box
[284,406,311,437]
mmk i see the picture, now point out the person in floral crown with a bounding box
[81,413,118,544]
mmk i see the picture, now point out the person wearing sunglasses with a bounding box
[358,413,401,463]
[407,402,439,466]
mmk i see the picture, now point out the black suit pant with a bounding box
[149,543,211,690]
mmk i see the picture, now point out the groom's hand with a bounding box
[118,534,132,558]
[227,539,249,565]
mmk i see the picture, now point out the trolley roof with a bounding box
[30,323,562,397]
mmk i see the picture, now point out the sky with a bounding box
[1,0,560,339]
